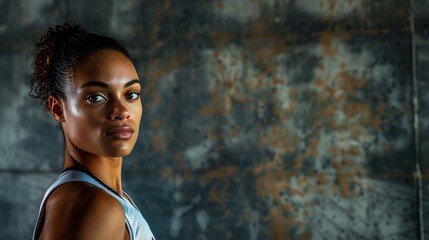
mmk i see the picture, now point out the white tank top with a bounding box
[33,168,155,240]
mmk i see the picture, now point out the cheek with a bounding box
[64,100,103,136]
[64,93,86,119]
[67,98,81,118]
[133,103,143,122]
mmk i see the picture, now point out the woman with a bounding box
[30,23,155,240]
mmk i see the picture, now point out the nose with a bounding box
[109,97,130,121]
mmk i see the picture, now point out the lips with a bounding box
[106,126,135,140]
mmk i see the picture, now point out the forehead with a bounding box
[73,49,138,87]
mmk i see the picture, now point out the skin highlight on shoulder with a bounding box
[38,182,129,240]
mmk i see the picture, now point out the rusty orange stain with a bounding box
[147,58,160,69]
[278,88,297,119]
[343,146,361,157]
[344,102,368,118]
[144,83,161,109]
[267,209,293,240]
[271,76,285,85]
[319,31,338,59]
[207,81,221,101]
[211,30,234,57]
[151,131,166,151]
[289,185,305,198]
[243,75,263,90]
[364,103,384,129]
[293,156,305,171]
[333,161,352,198]
[149,119,161,128]
[183,169,193,180]
[203,166,239,182]
[258,125,300,153]
[211,31,233,49]
[314,75,326,88]
[305,138,320,159]
[339,71,366,96]
[204,127,226,143]
[174,153,185,168]
[225,124,241,139]
[148,53,191,81]
[347,0,356,6]
[297,231,312,240]
[208,185,227,204]
[162,0,171,12]
[267,174,289,194]
[328,0,338,12]
[148,1,162,52]
[420,171,429,179]
[330,146,340,155]
[160,167,173,178]
[314,75,338,102]
[299,177,309,186]
[252,152,282,176]
[315,103,336,117]
[216,59,238,88]
[254,169,289,201]
[200,96,233,116]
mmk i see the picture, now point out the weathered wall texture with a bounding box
[0,0,426,239]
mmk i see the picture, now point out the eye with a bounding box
[86,94,106,102]
[127,92,140,100]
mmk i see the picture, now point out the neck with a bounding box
[63,142,124,196]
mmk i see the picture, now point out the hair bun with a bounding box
[40,23,86,66]
[30,23,86,109]
[47,24,86,50]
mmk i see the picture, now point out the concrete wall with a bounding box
[0,0,426,239]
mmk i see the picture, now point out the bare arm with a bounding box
[38,182,127,240]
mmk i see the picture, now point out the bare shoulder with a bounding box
[39,182,127,240]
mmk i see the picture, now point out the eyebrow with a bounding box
[80,79,140,89]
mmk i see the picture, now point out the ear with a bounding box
[48,96,65,122]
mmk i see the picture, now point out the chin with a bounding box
[104,144,135,157]
[106,150,132,158]
[102,136,138,156]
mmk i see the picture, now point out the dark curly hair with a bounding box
[29,23,133,112]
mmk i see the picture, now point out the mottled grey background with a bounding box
[0,0,427,239]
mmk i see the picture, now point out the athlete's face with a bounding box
[60,49,142,157]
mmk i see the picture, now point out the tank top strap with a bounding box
[57,169,127,203]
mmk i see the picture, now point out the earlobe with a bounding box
[48,96,65,122]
